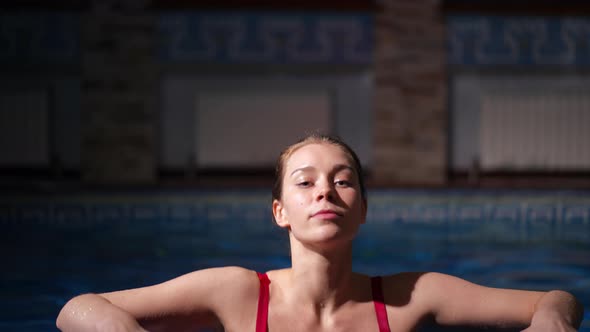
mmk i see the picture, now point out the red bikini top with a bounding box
[255,272,391,332]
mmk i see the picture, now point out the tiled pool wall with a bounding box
[2,189,589,243]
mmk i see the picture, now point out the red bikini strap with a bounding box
[256,272,270,332]
[371,276,391,332]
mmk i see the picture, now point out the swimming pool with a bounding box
[1,189,589,331]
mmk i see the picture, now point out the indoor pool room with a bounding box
[2,0,590,331]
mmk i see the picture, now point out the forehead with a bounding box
[285,143,353,170]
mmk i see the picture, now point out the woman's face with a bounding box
[272,143,366,247]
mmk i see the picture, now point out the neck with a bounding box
[287,236,355,313]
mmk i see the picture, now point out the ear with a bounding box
[272,199,290,229]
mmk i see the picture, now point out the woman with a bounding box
[57,134,584,331]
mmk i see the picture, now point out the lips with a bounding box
[312,209,343,219]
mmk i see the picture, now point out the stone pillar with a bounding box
[81,0,157,184]
[373,0,447,185]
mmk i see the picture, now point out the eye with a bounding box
[296,181,312,187]
[335,180,352,187]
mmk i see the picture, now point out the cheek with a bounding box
[288,192,307,209]
[340,189,358,201]
[295,196,306,208]
[281,190,305,211]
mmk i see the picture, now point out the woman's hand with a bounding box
[521,309,578,332]
[56,293,147,332]
[521,290,584,332]
[92,305,148,332]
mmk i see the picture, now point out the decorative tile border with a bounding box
[158,11,374,64]
[448,15,590,66]
[1,191,589,243]
[1,11,373,65]
[367,201,590,226]
[0,12,80,65]
[3,12,590,67]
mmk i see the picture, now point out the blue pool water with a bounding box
[1,189,589,331]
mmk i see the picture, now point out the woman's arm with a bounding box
[407,272,584,330]
[56,266,259,332]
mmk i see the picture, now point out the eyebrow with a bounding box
[289,164,355,177]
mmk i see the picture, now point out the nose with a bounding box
[315,179,334,202]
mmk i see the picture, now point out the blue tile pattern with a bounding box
[4,12,590,67]
[158,12,374,64]
[0,12,79,65]
[448,15,590,66]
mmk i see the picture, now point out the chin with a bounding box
[311,228,356,246]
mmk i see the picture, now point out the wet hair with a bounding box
[272,133,366,202]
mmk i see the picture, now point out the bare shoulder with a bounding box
[182,266,261,311]
[379,272,432,304]
[380,271,440,290]
[104,266,259,296]
[172,266,260,289]
[152,266,261,308]
[101,266,261,321]
[379,272,475,309]
[201,266,261,295]
[382,271,475,292]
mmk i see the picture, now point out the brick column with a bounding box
[81,0,157,184]
[373,0,448,185]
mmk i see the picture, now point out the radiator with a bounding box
[480,91,590,171]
